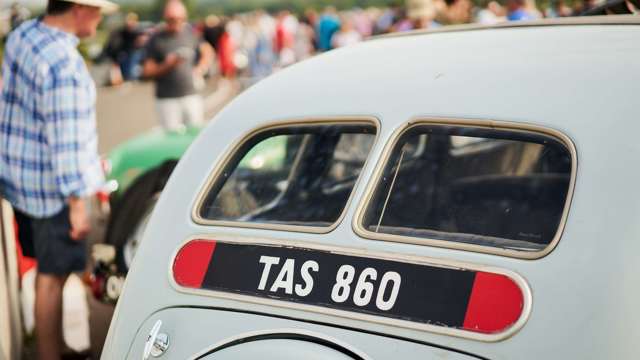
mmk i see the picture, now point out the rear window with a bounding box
[197,123,376,230]
[359,124,573,255]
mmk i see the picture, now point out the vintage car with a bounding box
[102,127,200,270]
[91,126,289,302]
[101,16,640,359]
[89,126,200,302]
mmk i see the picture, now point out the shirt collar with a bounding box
[36,17,80,47]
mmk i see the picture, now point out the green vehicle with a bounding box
[100,126,288,276]
[101,126,201,274]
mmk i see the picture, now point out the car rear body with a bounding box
[102,16,640,359]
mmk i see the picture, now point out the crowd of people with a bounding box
[103,0,605,86]
[0,0,636,358]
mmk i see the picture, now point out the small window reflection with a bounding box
[200,124,376,227]
[362,125,572,252]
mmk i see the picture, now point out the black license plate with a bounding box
[173,240,525,334]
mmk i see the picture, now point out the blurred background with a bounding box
[3,0,638,90]
[0,0,637,359]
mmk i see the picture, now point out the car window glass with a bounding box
[199,124,376,228]
[237,135,288,171]
[361,125,572,252]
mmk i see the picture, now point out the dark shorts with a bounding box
[14,207,86,275]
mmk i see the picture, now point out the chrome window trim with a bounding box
[192,117,380,234]
[352,118,577,260]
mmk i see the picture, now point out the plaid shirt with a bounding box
[0,19,104,218]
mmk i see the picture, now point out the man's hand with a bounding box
[164,53,184,68]
[69,197,90,241]
[142,53,184,79]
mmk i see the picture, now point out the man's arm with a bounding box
[41,68,104,240]
[68,196,90,240]
[142,54,183,79]
[193,41,214,76]
[142,34,184,79]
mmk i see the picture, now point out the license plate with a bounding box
[172,239,527,336]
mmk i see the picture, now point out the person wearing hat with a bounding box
[0,0,116,358]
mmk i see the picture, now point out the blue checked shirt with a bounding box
[0,19,104,218]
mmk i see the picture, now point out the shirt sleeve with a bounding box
[41,62,104,198]
[144,34,163,63]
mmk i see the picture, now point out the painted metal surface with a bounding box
[171,239,529,340]
[125,308,480,359]
[102,19,640,360]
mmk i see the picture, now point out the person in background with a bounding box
[573,0,598,14]
[203,14,225,56]
[246,13,275,79]
[545,0,573,17]
[373,6,398,34]
[274,10,296,67]
[399,0,439,30]
[316,6,341,51]
[331,16,362,48]
[104,12,145,84]
[524,0,544,18]
[294,13,316,61]
[506,0,536,20]
[352,8,373,37]
[142,0,213,132]
[392,9,415,31]
[476,1,506,24]
[0,0,116,358]
[217,21,237,77]
[438,0,473,25]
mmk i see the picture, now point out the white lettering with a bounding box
[331,265,355,303]
[270,258,295,294]
[258,256,280,290]
[295,260,319,297]
[376,271,401,311]
[353,268,377,307]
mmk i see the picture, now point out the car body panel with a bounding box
[103,18,640,359]
[126,308,480,359]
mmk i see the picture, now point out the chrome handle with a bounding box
[143,320,169,359]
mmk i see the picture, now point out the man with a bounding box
[444,0,473,24]
[316,6,340,52]
[143,0,213,132]
[104,12,146,83]
[0,0,115,359]
[202,14,224,54]
[506,0,536,20]
[403,0,439,30]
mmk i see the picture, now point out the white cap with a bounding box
[62,0,119,14]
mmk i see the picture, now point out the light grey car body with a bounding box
[102,16,640,360]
